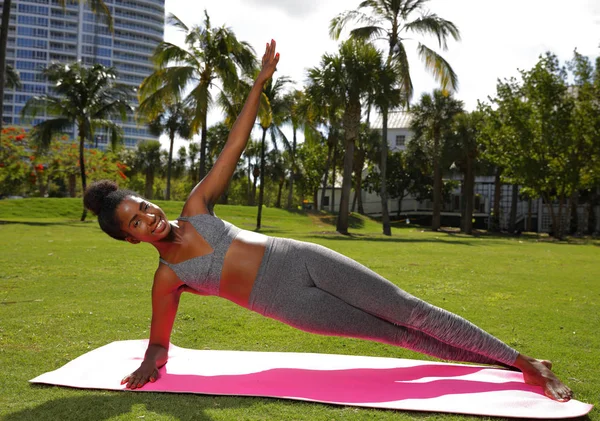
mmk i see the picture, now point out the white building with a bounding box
[1,0,165,148]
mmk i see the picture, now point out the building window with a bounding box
[322,196,330,207]
[395,135,406,147]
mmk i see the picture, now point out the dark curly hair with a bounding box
[84,180,140,240]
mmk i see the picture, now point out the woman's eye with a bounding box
[134,220,140,228]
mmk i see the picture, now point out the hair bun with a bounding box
[84,180,119,215]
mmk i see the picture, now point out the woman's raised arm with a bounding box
[183,40,279,215]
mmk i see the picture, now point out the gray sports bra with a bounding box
[159,213,241,295]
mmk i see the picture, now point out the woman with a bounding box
[84,40,572,402]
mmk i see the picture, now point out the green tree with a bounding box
[147,102,192,200]
[307,39,381,234]
[567,50,600,234]
[131,140,163,199]
[410,90,464,230]
[365,150,412,216]
[22,63,132,220]
[331,0,460,234]
[0,0,114,134]
[448,111,483,234]
[282,89,311,209]
[139,12,256,181]
[305,70,344,212]
[256,76,291,230]
[296,137,328,206]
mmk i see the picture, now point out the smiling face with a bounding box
[116,195,171,243]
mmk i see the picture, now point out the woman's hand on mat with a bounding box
[121,361,158,389]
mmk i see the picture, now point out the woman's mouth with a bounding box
[153,218,166,234]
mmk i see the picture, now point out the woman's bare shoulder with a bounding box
[179,193,214,218]
[153,263,184,295]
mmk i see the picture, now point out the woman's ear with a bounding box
[125,236,140,245]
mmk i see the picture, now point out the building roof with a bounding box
[370,111,413,129]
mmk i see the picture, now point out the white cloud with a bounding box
[242,0,326,18]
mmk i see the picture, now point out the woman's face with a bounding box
[116,195,171,243]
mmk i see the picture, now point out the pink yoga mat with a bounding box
[30,340,592,419]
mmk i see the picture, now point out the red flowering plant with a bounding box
[1,127,128,197]
[0,127,31,196]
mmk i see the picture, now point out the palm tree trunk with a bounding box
[336,102,359,234]
[0,0,11,134]
[165,132,174,200]
[256,127,267,230]
[462,156,475,234]
[286,127,296,209]
[199,112,208,180]
[319,135,333,211]
[492,167,502,232]
[251,171,258,206]
[68,174,76,198]
[431,128,442,231]
[79,134,88,221]
[145,168,154,199]
[568,191,578,235]
[432,159,442,230]
[508,184,518,233]
[380,110,391,235]
[331,142,337,214]
[276,178,284,208]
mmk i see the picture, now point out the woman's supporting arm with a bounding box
[183,40,280,214]
[121,265,183,389]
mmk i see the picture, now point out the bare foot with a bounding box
[514,354,572,401]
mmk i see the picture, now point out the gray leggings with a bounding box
[248,237,519,367]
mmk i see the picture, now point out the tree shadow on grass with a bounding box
[300,234,475,247]
[3,388,462,421]
[0,219,92,227]
[5,391,248,421]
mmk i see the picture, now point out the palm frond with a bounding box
[391,41,414,100]
[29,118,72,150]
[400,0,429,19]
[58,0,113,32]
[349,25,386,41]
[167,13,189,32]
[21,95,66,121]
[152,42,198,68]
[330,10,378,40]
[417,43,459,91]
[5,64,22,89]
[404,14,461,50]
[185,80,212,134]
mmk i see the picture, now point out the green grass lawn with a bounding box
[1,199,598,421]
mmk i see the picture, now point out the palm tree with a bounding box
[0,0,114,134]
[409,90,464,230]
[308,39,381,234]
[450,111,483,234]
[305,70,344,212]
[331,0,461,235]
[146,102,192,200]
[4,65,21,89]
[256,76,291,230]
[370,61,403,233]
[133,140,163,199]
[138,11,256,182]
[22,62,132,221]
[282,89,309,209]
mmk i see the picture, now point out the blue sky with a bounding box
[161,0,600,151]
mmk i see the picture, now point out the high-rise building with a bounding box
[1,0,165,149]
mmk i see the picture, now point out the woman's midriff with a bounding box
[219,230,268,307]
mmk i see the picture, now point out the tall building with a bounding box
[1,0,165,148]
